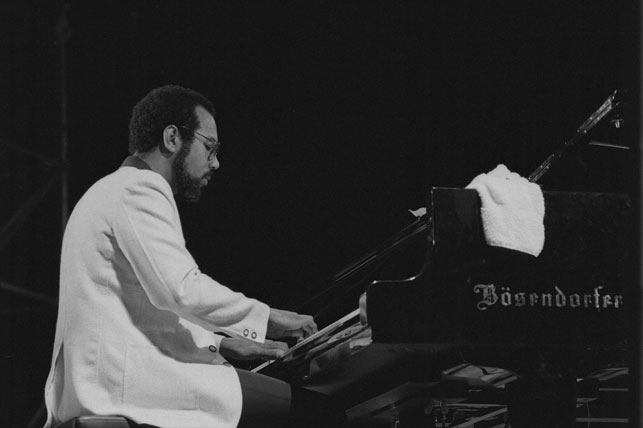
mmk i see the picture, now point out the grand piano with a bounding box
[255,187,635,427]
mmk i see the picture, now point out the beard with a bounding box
[173,143,206,202]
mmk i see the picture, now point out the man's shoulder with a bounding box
[67,167,175,231]
[75,167,173,213]
[94,167,171,195]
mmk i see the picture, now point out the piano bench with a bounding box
[53,416,159,428]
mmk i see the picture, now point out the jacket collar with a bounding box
[120,155,152,171]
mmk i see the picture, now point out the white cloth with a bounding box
[466,164,545,257]
[44,165,270,428]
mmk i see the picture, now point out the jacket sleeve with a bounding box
[112,174,269,342]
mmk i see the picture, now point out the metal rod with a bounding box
[56,3,72,235]
[0,138,57,167]
[0,281,57,306]
[528,90,620,183]
[0,171,63,250]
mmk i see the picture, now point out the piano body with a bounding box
[256,188,635,427]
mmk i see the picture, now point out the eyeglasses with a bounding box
[178,126,221,161]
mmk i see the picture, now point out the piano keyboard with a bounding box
[252,308,361,373]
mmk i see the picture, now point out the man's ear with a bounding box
[161,125,182,156]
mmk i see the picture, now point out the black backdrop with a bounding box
[1,1,640,426]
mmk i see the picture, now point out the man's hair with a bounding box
[128,85,216,154]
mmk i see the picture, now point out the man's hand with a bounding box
[219,336,289,361]
[267,308,318,340]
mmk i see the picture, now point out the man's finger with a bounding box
[260,343,286,360]
[264,339,289,351]
[303,321,318,336]
[285,329,304,338]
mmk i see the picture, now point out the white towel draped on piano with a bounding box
[466,164,545,257]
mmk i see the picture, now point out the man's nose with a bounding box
[209,155,220,170]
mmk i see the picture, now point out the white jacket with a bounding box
[44,160,270,428]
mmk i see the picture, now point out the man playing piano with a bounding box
[43,85,337,428]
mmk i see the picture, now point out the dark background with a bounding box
[1,1,640,426]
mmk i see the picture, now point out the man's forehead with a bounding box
[195,105,217,133]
